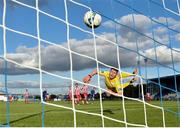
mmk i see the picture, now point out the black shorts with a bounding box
[74,95,77,98]
[80,94,84,99]
[107,87,117,93]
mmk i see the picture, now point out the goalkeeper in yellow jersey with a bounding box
[83,68,138,95]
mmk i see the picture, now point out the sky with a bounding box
[0,0,180,95]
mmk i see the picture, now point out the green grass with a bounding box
[0,100,180,127]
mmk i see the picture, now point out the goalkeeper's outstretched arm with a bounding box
[119,68,138,78]
[83,69,99,83]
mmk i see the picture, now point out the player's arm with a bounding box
[119,68,138,78]
[117,77,138,93]
[83,69,105,83]
[83,69,97,83]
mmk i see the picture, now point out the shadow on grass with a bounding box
[103,108,122,114]
[103,109,114,114]
[3,109,57,126]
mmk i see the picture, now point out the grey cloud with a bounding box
[0,58,39,75]
[41,45,70,71]
[1,33,180,75]
[6,80,69,89]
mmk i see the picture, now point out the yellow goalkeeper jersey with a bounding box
[99,71,132,93]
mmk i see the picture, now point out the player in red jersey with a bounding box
[81,84,89,104]
[68,86,72,101]
[74,83,81,104]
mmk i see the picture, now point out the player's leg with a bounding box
[92,94,94,100]
[74,95,77,104]
[81,93,85,104]
[26,97,29,103]
[84,93,88,104]
[77,95,81,104]
[69,94,72,101]
[25,96,28,104]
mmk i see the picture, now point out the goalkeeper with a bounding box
[83,68,138,95]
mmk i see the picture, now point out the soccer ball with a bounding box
[84,11,102,28]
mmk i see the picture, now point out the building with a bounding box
[149,74,180,94]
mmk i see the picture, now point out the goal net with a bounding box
[0,0,180,127]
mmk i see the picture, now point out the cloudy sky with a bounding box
[0,0,180,94]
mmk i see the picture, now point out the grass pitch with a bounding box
[0,100,180,127]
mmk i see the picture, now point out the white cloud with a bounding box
[155,17,180,31]
[103,14,152,43]
[143,45,180,64]
[7,53,38,67]
[175,33,180,41]
[103,14,170,46]
[0,82,3,87]
[1,14,180,75]
[154,27,168,35]
[120,14,152,31]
